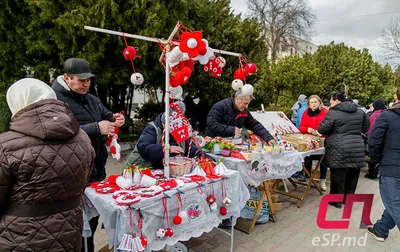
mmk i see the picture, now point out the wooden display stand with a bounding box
[235,180,277,234]
[271,155,324,208]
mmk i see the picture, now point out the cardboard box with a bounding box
[272,202,283,212]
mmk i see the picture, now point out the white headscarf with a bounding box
[6,78,57,117]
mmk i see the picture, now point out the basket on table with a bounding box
[169,156,193,177]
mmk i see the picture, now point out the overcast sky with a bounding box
[230,0,400,65]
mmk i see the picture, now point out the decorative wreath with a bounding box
[115,194,141,206]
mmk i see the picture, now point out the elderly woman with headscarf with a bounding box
[0,78,94,251]
[365,98,386,180]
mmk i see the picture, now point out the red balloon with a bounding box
[122,46,136,61]
[165,227,174,237]
[234,68,246,80]
[173,215,182,225]
[244,62,257,76]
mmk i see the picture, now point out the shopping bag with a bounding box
[240,186,270,224]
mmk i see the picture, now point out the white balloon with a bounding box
[130,73,144,85]
[232,79,244,91]
[242,84,254,96]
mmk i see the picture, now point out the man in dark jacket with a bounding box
[52,58,125,252]
[366,88,400,242]
[205,87,275,144]
[126,103,209,168]
[318,91,369,208]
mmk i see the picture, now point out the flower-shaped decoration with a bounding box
[192,39,214,65]
[179,31,207,58]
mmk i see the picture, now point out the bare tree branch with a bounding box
[381,17,400,65]
[247,0,316,61]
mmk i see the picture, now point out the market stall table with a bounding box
[83,169,249,252]
[210,149,304,233]
[270,148,325,208]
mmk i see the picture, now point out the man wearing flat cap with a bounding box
[52,58,125,252]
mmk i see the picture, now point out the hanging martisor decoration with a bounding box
[179,31,207,58]
[220,179,231,216]
[206,182,218,212]
[117,209,146,252]
[173,191,186,225]
[203,55,226,79]
[168,102,191,144]
[158,197,174,238]
[233,56,257,81]
[105,125,121,160]
[121,33,144,86]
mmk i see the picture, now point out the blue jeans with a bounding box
[374,176,400,239]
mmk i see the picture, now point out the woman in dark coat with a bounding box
[365,98,386,180]
[0,78,94,251]
[318,91,369,208]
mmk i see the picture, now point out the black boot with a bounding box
[328,202,342,209]
[365,173,378,180]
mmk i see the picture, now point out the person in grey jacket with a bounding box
[318,91,369,208]
[291,94,307,124]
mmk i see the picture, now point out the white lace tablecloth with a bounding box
[83,169,249,251]
[299,147,325,159]
[210,150,306,187]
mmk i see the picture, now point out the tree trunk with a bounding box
[96,84,135,117]
[273,88,280,110]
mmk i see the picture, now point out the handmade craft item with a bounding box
[105,127,121,160]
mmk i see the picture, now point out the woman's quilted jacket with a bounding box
[0,99,94,252]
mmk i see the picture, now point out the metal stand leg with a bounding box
[84,237,88,252]
[230,220,234,252]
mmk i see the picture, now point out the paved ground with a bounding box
[94,149,400,251]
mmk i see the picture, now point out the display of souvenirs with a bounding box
[280,133,324,152]
[203,137,237,155]
[250,111,300,136]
